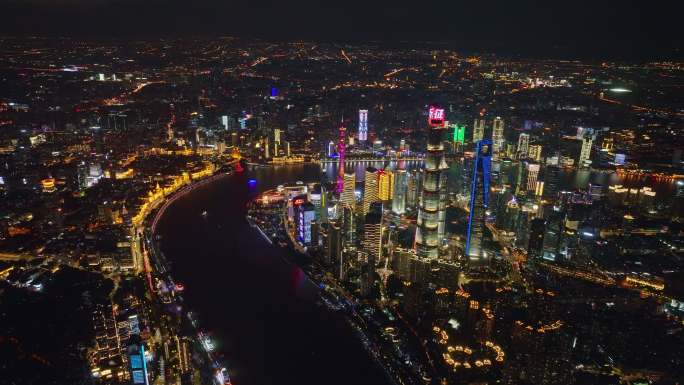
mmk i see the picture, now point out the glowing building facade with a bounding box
[466,139,493,260]
[492,117,505,156]
[579,137,593,167]
[336,125,347,193]
[378,169,394,201]
[358,109,368,142]
[363,205,383,263]
[363,167,379,215]
[340,170,356,209]
[473,118,485,143]
[415,106,449,259]
[392,167,407,215]
[517,133,530,160]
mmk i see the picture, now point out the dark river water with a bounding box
[155,164,393,385]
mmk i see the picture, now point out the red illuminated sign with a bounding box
[428,106,445,127]
[293,198,305,205]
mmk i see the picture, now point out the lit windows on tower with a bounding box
[428,106,445,126]
[415,106,448,259]
[336,124,347,193]
[358,109,368,142]
[528,144,543,162]
[466,139,492,260]
[392,167,408,215]
[378,169,394,201]
[473,118,485,143]
[526,163,541,192]
[579,137,593,168]
[517,133,530,160]
[340,171,357,209]
[363,167,379,215]
[452,124,466,144]
[492,117,505,156]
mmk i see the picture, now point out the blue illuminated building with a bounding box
[296,201,316,246]
[466,139,492,260]
[127,337,149,385]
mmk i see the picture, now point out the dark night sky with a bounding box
[1,0,682,60]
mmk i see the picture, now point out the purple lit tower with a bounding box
[336,123,347,193]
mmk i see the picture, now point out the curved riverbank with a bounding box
[152,164,393,385]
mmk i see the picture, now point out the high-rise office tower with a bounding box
[273,128,281,145]
[296,202,316,246]
[342,205,356,246]
[336,124,347,193]
[358,109,368,142]
[363,201,384,262]
[326,222,342,266]
[415,106,449,259]
[492,117,505,156]
[309,184,327,223]
[340,170,356,209]
[327,141,336,157]
[127,336,150,385]
[453,124,466,145]
[378,169,394,201]
[466,139,493,260]
[405,170,419,210]
[392,167,407,215]
[473,118,485,143]
[543,165,561,201]
[526,163,540,192]
[528,218,546,259]
[362,167,379,215]
[451,123,466,154]
[579,137,593,167]
[517,133,530,159]
[528,144,543,162]
[602,137,614,152]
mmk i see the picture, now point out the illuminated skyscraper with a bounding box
[340,170,356,209]
[327,141,336,157]
[473,118,485,143]
[363,167,379,215]
[526,163,540,192]
[336,124,347,193]
[451,123,466,154]
[528,144,543,162]
[452,124,466,145]
[342,205,356,246]
[543,165,561,200]
[363,202,383,263]
[378,169,394,201]
[358,109,368,142]
[127,337,150,385]
[392,166,407,215]
[466,139,492,260]
[579,137,593,167]
[296,201,316,246]
[415,106,449,259]
[528,218,546,259]
[492,117,505,156]
[517,133,530,159]
[405,171,418,209]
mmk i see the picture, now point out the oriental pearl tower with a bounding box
[336,120,347,194]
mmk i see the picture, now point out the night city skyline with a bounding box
[0,2,683,385]
[1,0,683,59]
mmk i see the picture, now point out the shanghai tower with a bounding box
[414,106,449,259]
[466,139,493,261]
